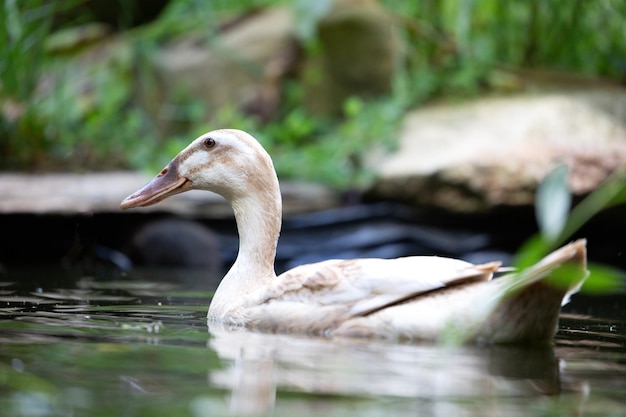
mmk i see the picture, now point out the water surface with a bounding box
[0,268,624,417]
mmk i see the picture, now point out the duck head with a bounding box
[120,129,276,209]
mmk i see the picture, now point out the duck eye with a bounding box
[203,137,216,149]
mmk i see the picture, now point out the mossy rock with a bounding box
[302,0,403,116]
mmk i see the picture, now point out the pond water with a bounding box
[0,267,625,417]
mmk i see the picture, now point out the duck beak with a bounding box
[120,161,191,209]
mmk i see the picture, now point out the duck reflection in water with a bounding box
[207,324,587,416]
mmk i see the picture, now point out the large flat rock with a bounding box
[371,89,626,212]
[0,172,339,217]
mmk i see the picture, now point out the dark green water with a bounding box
[0,268,624,417]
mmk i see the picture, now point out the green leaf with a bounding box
[535,164,571,243]
[581,263,626,295]
[514,234,549,270]
[516,167,626,297]
[559,171,626,243]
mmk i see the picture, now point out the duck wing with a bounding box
[252,256,500,318]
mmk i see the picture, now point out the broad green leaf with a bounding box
[581,263,626,295]
[543,263,588,291]
[535,164,571,244]
[516,167,626,297]
[559,171,626,243]
[514,234,549,270]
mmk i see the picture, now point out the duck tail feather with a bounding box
[476,239,588,344]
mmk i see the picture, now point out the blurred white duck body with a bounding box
[121,129,588,344]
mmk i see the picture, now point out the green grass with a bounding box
[1,0,625,187]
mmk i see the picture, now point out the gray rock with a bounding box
[149,7,297,129]
[370,89,626,212]
[0,172,340,217]
[301,0,404,116]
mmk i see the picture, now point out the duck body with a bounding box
[215,247,585,344]
[121,129,588,344]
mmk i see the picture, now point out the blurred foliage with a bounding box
[1,0,625,186]
[516,164,626,294]
[387,0,626,93]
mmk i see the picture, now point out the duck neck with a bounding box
[209,186,282,318]
[230,192,281,278]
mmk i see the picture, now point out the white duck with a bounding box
[121,129,588,344]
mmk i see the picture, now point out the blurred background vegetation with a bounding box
[1,0,625,188]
